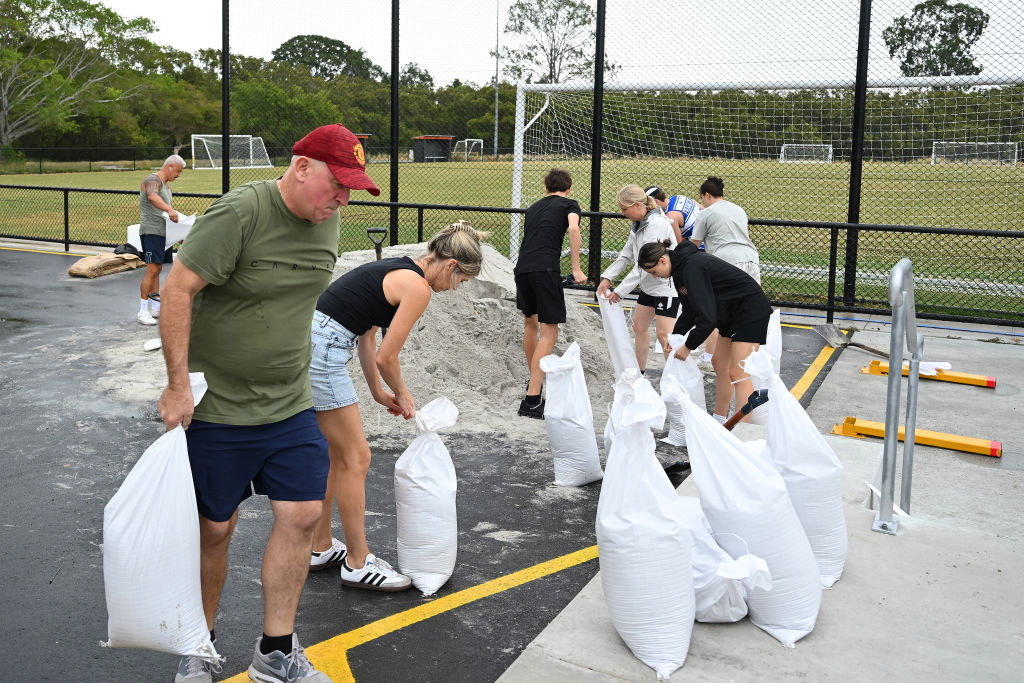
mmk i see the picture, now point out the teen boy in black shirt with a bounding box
[513,168,587,418]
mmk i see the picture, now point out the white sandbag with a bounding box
[540,342,603,486]
[678,387,821,647]
[660,334,706,446]
[102,373,220,663]
[597,370,693,679]
[395,397,459,596]
[675,497,772,623]
[597,292,640,380]
[762,308,782,374]
[746,350,848,588]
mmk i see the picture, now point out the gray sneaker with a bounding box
[175,653,220,682]
[247,634,330,683]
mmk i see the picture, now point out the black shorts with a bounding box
[515,271,566,324]
[636,292,681,318]
[722,314,770,344]
[140,234,173,265]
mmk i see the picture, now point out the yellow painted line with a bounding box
[221,545,599,683]
[0,245,92,256]
[790,343,837,401]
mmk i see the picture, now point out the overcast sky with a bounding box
[100,0,1022,87]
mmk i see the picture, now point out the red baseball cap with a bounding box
[292,124,380,196]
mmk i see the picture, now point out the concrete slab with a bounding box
[501,326,1024,682]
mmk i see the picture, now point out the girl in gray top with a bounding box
[690,176,761,284]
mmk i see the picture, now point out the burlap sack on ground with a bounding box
[68,253,144,278]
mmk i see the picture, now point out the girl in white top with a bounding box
[597,184,679,372]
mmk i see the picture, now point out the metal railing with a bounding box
[873,258,923,534]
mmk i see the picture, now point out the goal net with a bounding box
[780,143,833,163]
[191,134,273,169]
[931,142,1018,166]
[452,138,484,161]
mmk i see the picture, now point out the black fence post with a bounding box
[417,207,423,242]
[389,0,400,247]
[587,0,607,285]
[63,190,70,251]
[844,0,872,305]
[221,0,230,194]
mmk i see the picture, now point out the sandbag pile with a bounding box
[68,252,144,278]
[746,349,848,587]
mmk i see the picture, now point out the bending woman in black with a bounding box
[638,239,772,425]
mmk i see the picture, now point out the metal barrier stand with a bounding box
[874,258,923,534]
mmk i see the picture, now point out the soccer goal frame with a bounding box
[779,143,834,164]
[930,141,1018,166]
[452,138,484,161]
[191,134,273,169]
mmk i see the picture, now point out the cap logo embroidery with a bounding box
[353,144,365,166]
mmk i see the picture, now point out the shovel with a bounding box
[813,323,890,359]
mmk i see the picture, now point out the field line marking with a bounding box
[220,545,600,683]
[0,246,92,256]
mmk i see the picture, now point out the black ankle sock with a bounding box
[524,393,542,406]
[260,633,292,655]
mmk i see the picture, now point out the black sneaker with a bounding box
[518,398,545,419]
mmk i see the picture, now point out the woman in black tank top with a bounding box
[308,222,485,589]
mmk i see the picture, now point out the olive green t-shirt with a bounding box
[139,173,171,236]
[177,180,339,425]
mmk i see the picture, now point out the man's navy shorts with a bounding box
[140,234,173,265]
[184,408,329,522]
[515,271,566,324]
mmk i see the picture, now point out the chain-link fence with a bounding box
[1,0,1021,324]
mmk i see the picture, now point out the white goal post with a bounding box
[779,143,833,163]
[931,141,1018,166]
[452,138,484,161]
[191,134,273,169]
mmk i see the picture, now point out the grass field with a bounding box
[2,157,1021,320]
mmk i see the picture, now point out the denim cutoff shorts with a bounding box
[310,310,360,411]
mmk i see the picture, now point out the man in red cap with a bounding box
[157,124,379,683]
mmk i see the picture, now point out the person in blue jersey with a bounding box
[307,221,484,593]
[644,185,700,243]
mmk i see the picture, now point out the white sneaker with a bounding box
[309,537,347,572]
[137,310,157,325]
[340,553,412,591]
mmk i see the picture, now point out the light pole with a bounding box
[493,0,500,159]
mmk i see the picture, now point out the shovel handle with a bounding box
[722,389,769,431]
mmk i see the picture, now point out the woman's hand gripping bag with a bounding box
[102,373,221,664]
[660,334,706,447]
[596,369,694,680]
[395,397,459,596]
[597,292,640,381]
[746,349,847,588]
[539,341,603,486]
[678,385,821,647]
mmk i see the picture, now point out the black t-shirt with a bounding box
[514,194,581,274]
[316,256,425,335]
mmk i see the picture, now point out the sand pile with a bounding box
[333,243,617,437]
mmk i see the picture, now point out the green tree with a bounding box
[882,0,990,77]
[400,62,434,89]
[271,35,385,81]
[497,0,611,84]
[0,0,157,155]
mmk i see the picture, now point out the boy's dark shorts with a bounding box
[140,234,174,265]
[515,271,566,324]
[184,408,329,522]
[722,314,770,345]
[636,292,681,318]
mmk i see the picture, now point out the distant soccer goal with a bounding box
[779,143,834,164]
[191,134,273,169]
[931,142,1018,166]
[452,138,484,162]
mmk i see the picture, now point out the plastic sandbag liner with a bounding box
[395,396,459,596]
[596,369,694,679]
[102,373,220,663]
[747,308,782,426]
[679,385,821,647]
[660,333,706,447]
[597,292,640,381]
[676,495,772,623]
[540,341,603,486]
[746,349,848,588]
